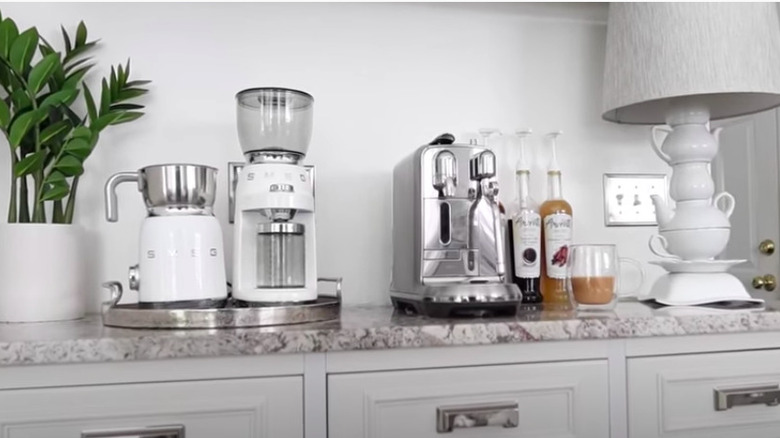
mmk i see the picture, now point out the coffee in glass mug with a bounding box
[567,245,644,310]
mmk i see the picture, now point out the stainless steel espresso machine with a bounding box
[391,133,521,317]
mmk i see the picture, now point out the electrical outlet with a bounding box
[603,174,667,226]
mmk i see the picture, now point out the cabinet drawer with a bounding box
[628,349,780,438]
[0,376,302,438]
[328,360,609,438]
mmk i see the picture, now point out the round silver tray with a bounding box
[101,280,341,329]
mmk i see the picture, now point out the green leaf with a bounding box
[40,88,78,109]
[0,98,9,128]
[27,53,60,94]
[64,57,92,74]
[9,27,38,74]
[8,109,45,148]
[125,80,151,87]
[41,181,69,201]
[38,43,53,57]
[54,154,83,176]
[60,25,71,53]
[10,88,31,111]
[75,21,87,47]
[117,63,125,87]
[63,41,97,64]
[63,65,90,89]
[99,78,110,115]
[0,18,19,58]
[39,120,71,144]
[110,111,143,125]
[61,105,83,126]
[110,66,117,99]
[116,88,148,102]
[13,150,46,177]
[63,137,90,159]
[82,83,97,122]
[44,170,66,184]
[110,103,144,111]
[91,111,123,132]
[71,126,91,139]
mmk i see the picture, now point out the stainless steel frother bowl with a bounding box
[105,164,218,221]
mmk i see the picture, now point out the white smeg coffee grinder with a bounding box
[231,88,318,303]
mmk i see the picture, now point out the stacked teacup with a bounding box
[648,112,734,262]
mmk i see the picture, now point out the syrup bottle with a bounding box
[539,131,573,304]
[511,129,542,304]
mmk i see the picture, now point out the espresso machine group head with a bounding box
[231,88,318,304]
[391,133,520,317]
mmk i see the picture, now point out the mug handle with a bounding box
[648,235,680,260]
[617,257,645,297]
[713,192,735,219]
[650,126,673,164]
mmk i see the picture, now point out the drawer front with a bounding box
[328,360,609,438]
[0,376,302,438]
[628,349,780,438]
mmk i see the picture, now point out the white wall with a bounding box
[0,3,669,310]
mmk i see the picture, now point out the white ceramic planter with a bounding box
[0,224,86,322]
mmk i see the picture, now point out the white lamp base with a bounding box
[640,272,763,307]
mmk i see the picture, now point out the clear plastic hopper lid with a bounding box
[236,88,314,157]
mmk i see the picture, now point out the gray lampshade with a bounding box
[602,3,780,124]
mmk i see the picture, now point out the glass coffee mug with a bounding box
[567,244,645,310]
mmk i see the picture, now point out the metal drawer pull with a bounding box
[714,384,780,411]
[436,401,519,433]
[82,425,185,438]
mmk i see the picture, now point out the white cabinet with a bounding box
[0,376,303,438]
[328,360,610,438]
[628,350,780,438]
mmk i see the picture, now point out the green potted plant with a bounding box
[0,12,150,322]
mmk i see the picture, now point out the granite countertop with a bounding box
[1,300,780,366]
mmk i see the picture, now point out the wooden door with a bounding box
[712,109,780,306]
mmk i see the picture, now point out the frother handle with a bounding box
[104,172,139,222]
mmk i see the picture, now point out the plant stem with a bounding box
[63,176,79,224]
[52,200,64,224]
[7,151,16,223]
[31,118,43,223]
[0,56,47,223]
[18,175,29,223]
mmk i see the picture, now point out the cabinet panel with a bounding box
[328,360,609,438]
[628,349,780,438]
[0,376,302,438]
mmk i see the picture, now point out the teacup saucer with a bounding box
[648,259,746,274]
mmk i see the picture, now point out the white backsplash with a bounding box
[0,3,670,310]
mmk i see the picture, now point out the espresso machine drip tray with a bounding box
[100,279,341,329]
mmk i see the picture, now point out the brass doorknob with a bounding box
[752,274,777,291]
[760,239,776,255]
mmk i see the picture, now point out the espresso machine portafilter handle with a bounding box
[104,172,140,222]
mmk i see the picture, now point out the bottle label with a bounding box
[513,211,541,278]
[544,213,572,279]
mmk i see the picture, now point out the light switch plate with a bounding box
[603,173,668,226]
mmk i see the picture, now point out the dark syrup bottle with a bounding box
[510,130,542,305]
